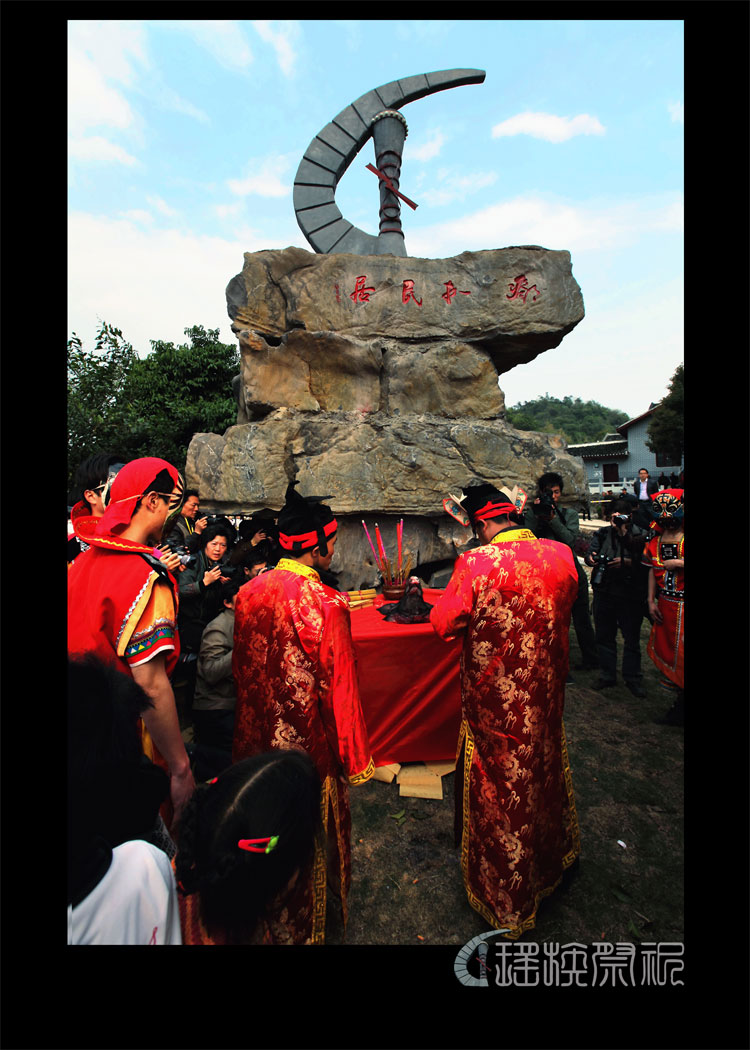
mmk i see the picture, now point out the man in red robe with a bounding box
[431,481,580,938]
[68,457,195,829]
[232,482,374,944]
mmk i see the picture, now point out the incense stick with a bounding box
[361,521,382,571]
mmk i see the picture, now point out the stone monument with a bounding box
[186,69,587,590]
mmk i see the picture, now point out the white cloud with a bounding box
[227,154,295,198]
[407,193,682,259]
[68,212,275,355]
[251,20,300,77]
[68,51,137,137]
[409,130,446,162]
[69,136,140,167]
[213,202,245,220]
[655,196,684,232]
[120,209,154,225]
[155,85,210,124]
[147,195,180,218]
[491,111,606,143]
[668,101,684,124]
[421,171,498,208]
[171,20,254,72]
[68,21,148,87]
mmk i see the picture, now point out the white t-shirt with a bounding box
[68,839,182,945]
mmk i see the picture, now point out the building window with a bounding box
[655,450,681,467]
[603,463,620,483]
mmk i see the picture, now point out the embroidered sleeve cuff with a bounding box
[349,757,375,785]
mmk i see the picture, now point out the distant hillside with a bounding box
[506,395,630,445]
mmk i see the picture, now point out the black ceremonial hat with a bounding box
[443,480,528,528]
[277,481,337,556]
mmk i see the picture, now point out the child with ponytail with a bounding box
[175,750,322,944]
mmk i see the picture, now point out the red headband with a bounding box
[472,500,517,523]
[278,518,337,551]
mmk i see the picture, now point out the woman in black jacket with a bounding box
[176,523,235,714]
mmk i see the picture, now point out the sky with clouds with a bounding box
[68,18,683,418]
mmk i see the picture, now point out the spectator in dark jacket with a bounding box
[584,500,649,697]
[526,472,599,673]
[175,523,235,715]
[166,489,208,554]
[192,577,244,781]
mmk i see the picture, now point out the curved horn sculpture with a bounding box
[293,68,486,257]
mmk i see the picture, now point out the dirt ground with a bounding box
[328,616,684,948]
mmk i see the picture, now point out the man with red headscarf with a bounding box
[232,481,374,944]
[431,480,580,939]
[68,457,195,825]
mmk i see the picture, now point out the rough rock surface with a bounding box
[186,410,587,591]
[188,245,586,590]
[226,245,583,420]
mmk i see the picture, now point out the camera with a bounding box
[612,513,630,526]
[591,554,612,588]
[162,542,195,565]
[170,544,195,566]
[532,491,556,516]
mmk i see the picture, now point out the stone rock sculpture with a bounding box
[187,244,586,590]
[186,68,588,590]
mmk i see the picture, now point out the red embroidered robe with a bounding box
[643,534,684,688]
[232,558,374,944]
[430,528,580,938]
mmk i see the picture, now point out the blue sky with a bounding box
[68,18,683,419]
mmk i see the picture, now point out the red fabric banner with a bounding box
[350,589,462,766]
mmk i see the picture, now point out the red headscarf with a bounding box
[95,458,183,536]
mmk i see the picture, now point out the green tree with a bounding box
[506,394,629,444]
[122,324,240,471]
[645,364,683,459]
[68,321,139,486]
[67,322,240,491]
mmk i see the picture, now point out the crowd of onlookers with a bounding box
[67,454,683,945]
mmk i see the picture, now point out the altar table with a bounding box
[349,589,462,767]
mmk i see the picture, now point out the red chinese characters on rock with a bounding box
[402,279,423,307]
[341,276,477,306]
[350,276,376,303]
[506,274,540,303]
[442,280,472,305]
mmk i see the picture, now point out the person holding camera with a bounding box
[175,523,236,717]
[584,499,649,696]
[164,489,209,554]
[527,472,599,673]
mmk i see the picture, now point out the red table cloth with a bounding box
[349,589,462,767]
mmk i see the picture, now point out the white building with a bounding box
[567,402,683,495]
